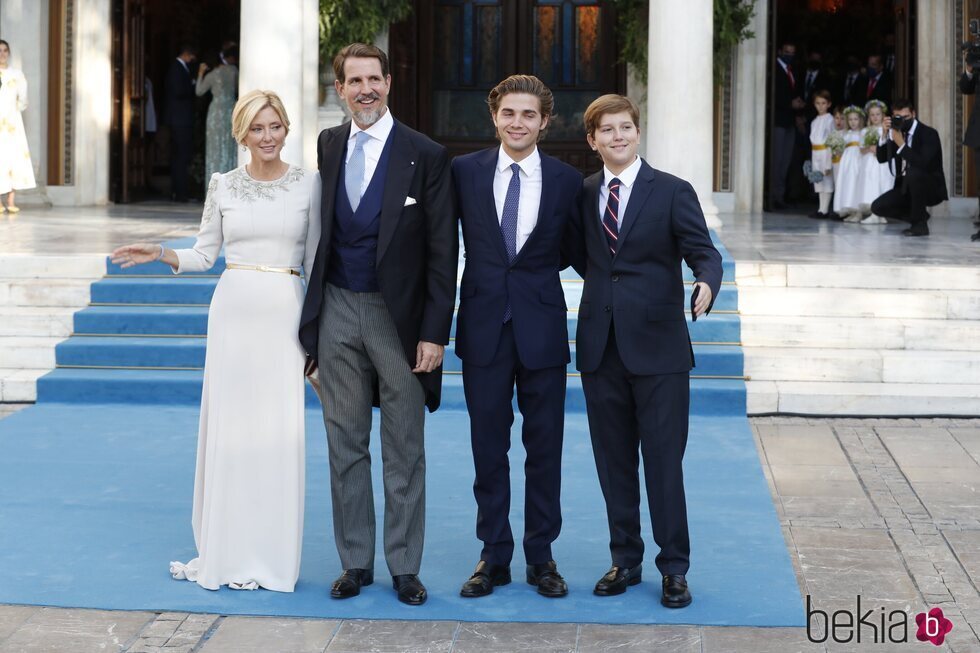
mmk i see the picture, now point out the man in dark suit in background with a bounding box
[770,41,805,209]
[840,54,862,105]
[452,75,583,600]
[565,95,723,609]
[871,98,948,237]
[959,54,980,240]
[164,45,198,202]
[298,43,458,606]
[856,54,893,107]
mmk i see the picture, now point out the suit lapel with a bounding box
[582,172,608,262]
[474,148,510,264]
[319,123,349,242]
[616,162,655,249]
[511,153,559,266]
[377,121,418,264]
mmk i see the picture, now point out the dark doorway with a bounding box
[390,0,625,174]
[110,0,240,203]
[765,0,916,211]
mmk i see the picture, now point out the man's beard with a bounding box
[351,93,384,126]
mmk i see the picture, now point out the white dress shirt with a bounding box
[598,155,643,229]
[346,108,395,198]
[493,146,542,253]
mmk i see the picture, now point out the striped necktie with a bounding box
[602,178,621,255]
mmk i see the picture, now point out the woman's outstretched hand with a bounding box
[111,243,161,268]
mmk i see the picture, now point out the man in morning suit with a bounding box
[452,75,583,599]
[770,41,805,210]
[164,45,198,202]
[565,95,722,609]
[298,43,458,605]
[870,98,948,237]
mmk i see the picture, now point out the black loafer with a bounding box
[330,568,373,599]
[393,573,427,605]
[593,564,642,596]
[661,574,692,608]
[460,561,511,598]
[902,226,929,237]
[526,560,568,598]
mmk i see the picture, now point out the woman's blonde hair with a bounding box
[231,90,290,144]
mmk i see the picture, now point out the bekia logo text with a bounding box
[807,596,953,646]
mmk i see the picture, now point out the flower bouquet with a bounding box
[803,160,824,184]
[862,127,881,148]
[825,131,845,159]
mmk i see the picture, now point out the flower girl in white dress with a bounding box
[833,106,866,222]
[111,90,321,592]
[858,100,895,224]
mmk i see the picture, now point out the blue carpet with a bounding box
[0,403,802,626]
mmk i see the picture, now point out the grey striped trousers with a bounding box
[317,283,427,576]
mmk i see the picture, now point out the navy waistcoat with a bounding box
[326,127,395,292]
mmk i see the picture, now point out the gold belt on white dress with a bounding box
[225,263,301,277]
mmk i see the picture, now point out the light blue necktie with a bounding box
[346,131,371,212]
[500,162,521,322]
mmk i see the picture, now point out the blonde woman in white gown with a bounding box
[0,40,37,213]
[111,90,321,592]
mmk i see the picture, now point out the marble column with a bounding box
[647,0,721,228]
[239,0,320,170]
[732,0,768,214]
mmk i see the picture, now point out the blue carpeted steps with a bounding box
[38,237,748,414]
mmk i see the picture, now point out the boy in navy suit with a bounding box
[452,75,582,599]
[566,95,722,608]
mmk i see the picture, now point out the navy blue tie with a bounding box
[500,162,521,322]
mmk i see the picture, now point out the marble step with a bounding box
[740,315,980,351]
[0,307,76,337]
[743,347,980,384]
[736,261,980,291]
[0,336,64,368]
[35,368,747,415]
[737,286,980,320]
[54,336,745,377]
[71,305,743,343]
[87,276,741,311]
[0,368,49,402]
[747,380,980,416]
[0,254,106,279]
[0,279,93,307]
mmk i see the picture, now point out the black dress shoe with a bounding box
[593,564,642,596]
[460,561,511,598]
[330,568,373,599]
[903,224,929,237]
[393,574,427,605]
[661,574,692,608]
[972,230,980,242]
[526,560,568,597]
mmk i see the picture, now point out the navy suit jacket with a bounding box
[452,148,583,370]
[164,59,195,128]
[567,160,723,376]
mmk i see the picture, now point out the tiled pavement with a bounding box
[1,411,979,651]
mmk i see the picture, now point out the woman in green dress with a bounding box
[196,46,239,180]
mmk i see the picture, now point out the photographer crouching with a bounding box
[960,27,980,241]
[870,99,948,237]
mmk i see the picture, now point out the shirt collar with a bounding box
[908,119,918,137]
[349,107,395,143]
[176,57,189,71]
[496,146,541,176]
[603,156,642,190]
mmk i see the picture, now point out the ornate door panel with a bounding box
[396,0,623,174]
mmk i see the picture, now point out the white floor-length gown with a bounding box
[858,125,895,207]
[169,164,320,592]
[833,129,864,215]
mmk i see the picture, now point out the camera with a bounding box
[891,115,913,133]
[962,18,980,68]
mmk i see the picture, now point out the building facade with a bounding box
[0,0,974,218]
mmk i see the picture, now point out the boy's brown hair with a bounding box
[486,75,554,140]
[584,94,641,137]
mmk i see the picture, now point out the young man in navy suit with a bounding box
[452,75,583,599]
[566,95,722,609]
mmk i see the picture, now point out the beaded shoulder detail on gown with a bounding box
[224,166,306,203]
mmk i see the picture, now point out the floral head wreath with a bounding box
[864,99,888,114]
[842,105,866,119]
